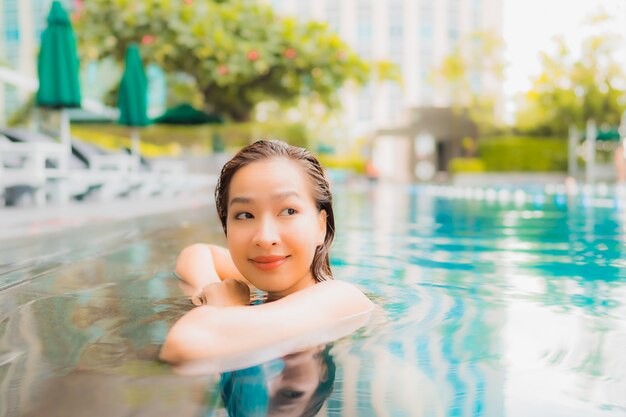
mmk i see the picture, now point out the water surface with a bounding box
[0,182,624,416]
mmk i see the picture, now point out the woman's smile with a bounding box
[250,255,290,271]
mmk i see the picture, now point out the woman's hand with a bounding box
[191,278,251,307]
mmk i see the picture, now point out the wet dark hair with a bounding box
[214,140,335,282]
[300,346,336,417]
[219,345,336,417]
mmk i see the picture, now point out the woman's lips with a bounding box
[250,255,288,271]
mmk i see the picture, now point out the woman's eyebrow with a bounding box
[229,191,302,207]
[273,191,302,200]
[229,196,252,207]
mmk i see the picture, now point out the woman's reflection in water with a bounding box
[219,345,336,417]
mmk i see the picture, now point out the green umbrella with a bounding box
[596,128,620,141]
[36,0,81,164]
[118,44,149,163]
[153,103,225,152]
[153,103,223,125]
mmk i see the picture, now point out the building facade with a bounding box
[264,0,504,139]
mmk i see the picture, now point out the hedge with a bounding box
[71,121,310,157]
[476,136,568,172]
[448,157,486,173]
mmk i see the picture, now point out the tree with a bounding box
[75,0,370,121]
[515,15,626,136]
[432,31,505,134]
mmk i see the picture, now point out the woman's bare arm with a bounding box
[175,244,250,305]
[159,280,374,364]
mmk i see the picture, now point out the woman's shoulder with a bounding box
[276,280,374,316]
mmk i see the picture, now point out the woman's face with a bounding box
[226,158,327,298]
[266,349,326,416]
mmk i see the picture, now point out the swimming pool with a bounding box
[0,181,624,416]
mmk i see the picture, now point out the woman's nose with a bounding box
[254,217,279,247]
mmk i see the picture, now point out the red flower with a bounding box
[337,51,346,61]
[218,65,229,76]
[247,50,259,61]
[284,48,297,59]
[141,35,155,45]
[183,0,193,4]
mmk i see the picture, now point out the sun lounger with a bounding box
[0,127,138,205]
[69,137,143,199]
[0,132,68,205]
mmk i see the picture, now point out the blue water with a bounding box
[0,182,624,416]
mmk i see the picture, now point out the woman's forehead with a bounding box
[229,158,314,197]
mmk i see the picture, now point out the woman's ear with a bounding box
[317,209,327,246]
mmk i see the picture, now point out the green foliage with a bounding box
[448,157,485,173]
[75,0,371,121]
[317,154,366,174]
[72,120,311,154]
[478,136,568,172]
[516,17,626,136]
[432,31,505,134]
[165,74,205,109]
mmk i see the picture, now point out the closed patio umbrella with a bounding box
[36,0,81,162]
[117,44,149,165]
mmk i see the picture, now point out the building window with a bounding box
[388,0,403,36]
[5,29,20,41]
[471,0,482,28]
[448,0,460,48]
[325,2,341,33]
[420,49,433,68]
[4,11,18,29]
[470,72,481,93]
[448,29,459,42]
[295,0,308,18]
[357,0,373,57]
[420,26,433,39]
[388,0,404,65]
[419,0,434,52]
[3,85,20,121]
[421,70,433,104]
[388,83,404,121]
[357,84,373,121]
[271,0,284,12]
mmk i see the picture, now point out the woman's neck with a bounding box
[266,275,317,302]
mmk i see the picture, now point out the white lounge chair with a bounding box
[0,134,67,205]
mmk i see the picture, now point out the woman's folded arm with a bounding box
[159,280,373,364]
[174,244,250,304]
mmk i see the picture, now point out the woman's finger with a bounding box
[191,292,205,306]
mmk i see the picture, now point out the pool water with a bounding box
[0,182,624,417]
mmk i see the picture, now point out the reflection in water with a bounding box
[18,346,336,417]
[0,184,625,416]
[218,346,335,417]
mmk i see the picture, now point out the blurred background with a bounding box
[1,3,626,415]
[0,0,625,191]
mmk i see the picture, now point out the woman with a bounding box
[160,140,373,364]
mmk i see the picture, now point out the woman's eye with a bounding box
[234,212,253,220]
[279,389,305,399]
[279,208,297,216]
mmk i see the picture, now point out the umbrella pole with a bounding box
[34,107,41,131]
[59,108,71,171]
[131,128,141,169]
